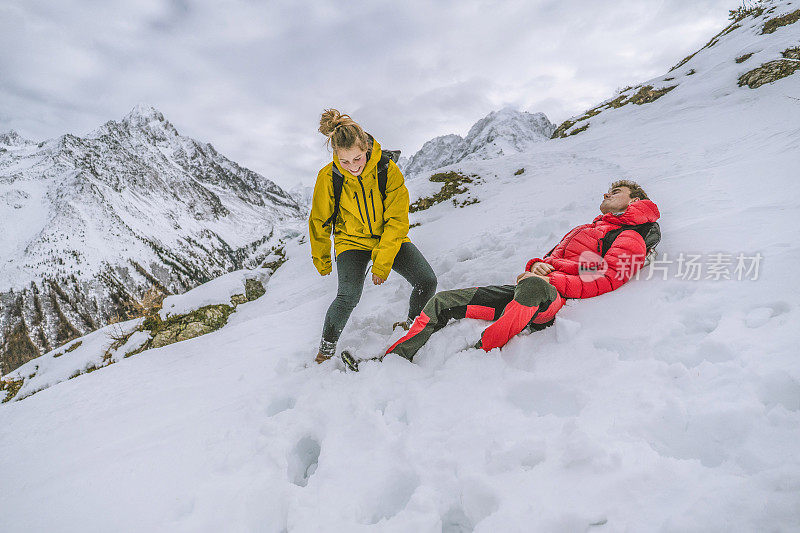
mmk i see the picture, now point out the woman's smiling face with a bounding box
[337,145,368,176]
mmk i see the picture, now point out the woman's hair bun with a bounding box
[318,108,369,152]
[319,108,343,136]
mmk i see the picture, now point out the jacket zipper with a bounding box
[353,192,366,223]
[357,177,376,236]
[369,189,376,222]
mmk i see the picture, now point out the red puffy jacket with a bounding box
[526,200,660,299]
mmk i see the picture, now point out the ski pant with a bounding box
[322,242,437,344]
[386,276,565,361]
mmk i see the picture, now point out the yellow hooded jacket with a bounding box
[309,137,411,280]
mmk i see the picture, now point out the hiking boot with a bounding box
[340,350,360,371]
[341,350,383,372]
[315,339,336,364]
[315,351,332,364]
[392,317,414,331]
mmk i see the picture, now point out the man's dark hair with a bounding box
[611,179,649,201]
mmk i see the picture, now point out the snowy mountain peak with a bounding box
[124,103,168,124]
[89,104,180,140]
[124,104,178,135]
[461,107,554,159]
[403,107,555,178]
[0,130,34,149]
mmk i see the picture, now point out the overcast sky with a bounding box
[1,0,736,188]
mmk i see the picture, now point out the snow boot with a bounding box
[315,339,337,364]
[392,317,413,331]
[340,350,360,371]
[340,351,382,372]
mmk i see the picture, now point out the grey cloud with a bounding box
[1,0,736,187]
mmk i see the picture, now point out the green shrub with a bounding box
[409,172,475,212]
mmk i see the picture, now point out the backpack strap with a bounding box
[599,221,661,257]
[322,164,344,233]
[377,150,401,202]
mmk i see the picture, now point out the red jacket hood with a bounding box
[594,199,660,226]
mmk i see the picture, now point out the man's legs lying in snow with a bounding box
[386,276,565,362]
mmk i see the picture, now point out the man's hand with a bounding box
[528,261,554,276]
[372,273,386,285]
[516,271,552,284]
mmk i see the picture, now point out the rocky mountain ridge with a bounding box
[0,105,302,372]
[0,130,35,149]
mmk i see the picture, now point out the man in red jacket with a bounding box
[379,180,661,363]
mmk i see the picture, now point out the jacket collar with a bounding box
[333,136,382,180]
[594,199,660,226]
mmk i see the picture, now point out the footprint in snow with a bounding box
[678,309,722,336]
[442,506,474,533]
[441,479,499,532]
[757,372,800,412]
[745,301,791,328]
[287,436,321,487]
[265,396,296,417]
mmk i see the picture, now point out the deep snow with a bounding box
[1,4,799,531]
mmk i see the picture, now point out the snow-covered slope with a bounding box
[402,107,555,178]
[1,3,799,531]
[0,105,303,372]
[551,1,800,138]
[2,268,271,401]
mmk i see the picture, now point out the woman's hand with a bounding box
[372,273,386,285]
[528,261,554,276]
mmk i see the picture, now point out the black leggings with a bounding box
[322,242,437,343]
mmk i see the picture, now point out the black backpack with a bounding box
[322,149,401,233]
[599,222,661,263]
[543,222,661,259]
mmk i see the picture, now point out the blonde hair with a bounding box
[319,108,370,153]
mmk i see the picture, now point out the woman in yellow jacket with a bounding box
[309,109,437,363]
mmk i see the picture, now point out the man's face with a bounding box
[600,186,638,214]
